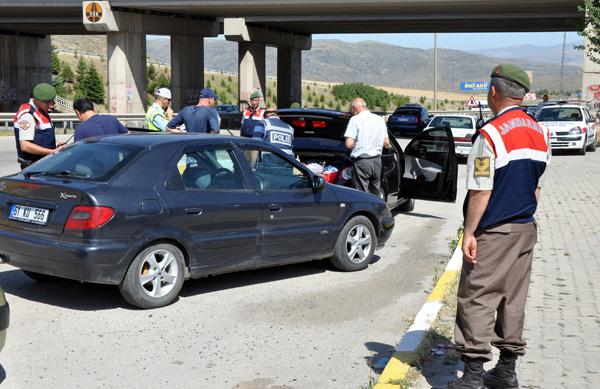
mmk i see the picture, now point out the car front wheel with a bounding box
[578,137,587,155]
[587,134,597,152]
[120,243,185,309]
[329,216,377,271]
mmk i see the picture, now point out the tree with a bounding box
[51,51,62,75]
[84,63,105,104]
[332,82,391,110]
[147,63,157,81]
[577,1,600,64]
[61,62,74,83]
[52,75,67,97]
[75,58,87,85]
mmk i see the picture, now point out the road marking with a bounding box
[374,235,463,388]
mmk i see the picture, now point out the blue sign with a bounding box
[460,81,490,91]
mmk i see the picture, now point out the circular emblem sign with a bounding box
[85,2,103,23]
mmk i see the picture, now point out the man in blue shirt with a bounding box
[166,88,220,134]
[73,98,128,142]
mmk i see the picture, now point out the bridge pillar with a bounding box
[107,32,146,113]
[171,36,204,111]
[0,34,51,112]
[277,47,302,108]
[582,36,600,114]
[238,42,266,107]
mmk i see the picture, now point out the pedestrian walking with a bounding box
[73,98,128,141]
[447,64,551,389]
[240,90,265,138]
[145,88,173,132]
[13,83,64,169]
[344,98,389,196]
[166,88,220,134]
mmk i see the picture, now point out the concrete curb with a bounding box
[374,234,463,388]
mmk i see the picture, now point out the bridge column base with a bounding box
[107,31,146,114]
[277,47,302,109]
[171,35,204,111]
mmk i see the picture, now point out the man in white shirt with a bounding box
[344,98,390,195]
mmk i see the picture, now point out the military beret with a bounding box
[490,64,530,93]
[249,91,261,100]
[32,83,57,102]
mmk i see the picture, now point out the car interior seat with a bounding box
[74,159,105,178]
[182,166,211,189]
[441,121,451,128]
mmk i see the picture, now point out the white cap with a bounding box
[155,88,172,99]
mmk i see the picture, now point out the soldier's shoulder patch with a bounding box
[474,157,491,177]
[18,119,31,131]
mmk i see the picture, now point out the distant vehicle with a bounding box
[0,134,404,309]
[425,114,477,157]
[216,104,240,113]
[278,108,458,211]
[0,287,8,353]
[535,104,597,155]
[386,104,430,135]
[467,101,491,112]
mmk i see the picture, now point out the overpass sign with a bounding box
[460,81,490,91]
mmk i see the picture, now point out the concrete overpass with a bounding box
[0,0,593,114]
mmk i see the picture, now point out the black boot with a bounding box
[483,350,519,389]
[446,358,484,389]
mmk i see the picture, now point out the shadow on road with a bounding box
[363,341,397,375]
[393,209,446,220]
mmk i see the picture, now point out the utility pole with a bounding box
[559,31,566,99]
[433,33,438,110]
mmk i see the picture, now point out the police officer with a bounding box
[252,111,294,156]
[240,90,265,138]
[13,83,64,169]
[447,65,550,389]
[145,88,173,132]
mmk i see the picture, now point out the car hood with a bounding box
[537,121,582,129]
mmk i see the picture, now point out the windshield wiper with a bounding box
[24,170,74,179]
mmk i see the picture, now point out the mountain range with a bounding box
[53,36,582,93]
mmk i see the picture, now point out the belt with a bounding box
[351,155,380,161]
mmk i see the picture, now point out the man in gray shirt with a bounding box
[344,98,390,196]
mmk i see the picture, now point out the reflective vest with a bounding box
[240,107,265,138]
[13,100,56,163]
[473,107,550,230]
[145,103,167,132]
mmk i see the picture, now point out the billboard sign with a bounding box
[460,81,490,91]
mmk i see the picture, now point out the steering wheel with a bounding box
[212,168,231,178]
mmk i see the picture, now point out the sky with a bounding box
[149,31,582,51]
[314,32,582,50]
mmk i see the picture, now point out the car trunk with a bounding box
[0,178,89,236]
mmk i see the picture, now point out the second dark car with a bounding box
[386,104,431,136]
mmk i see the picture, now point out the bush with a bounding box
[332,82,391,110]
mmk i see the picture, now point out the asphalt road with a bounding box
[0,135,467,389]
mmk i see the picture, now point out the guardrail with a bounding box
[0,113,146,133]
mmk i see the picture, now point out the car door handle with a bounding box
[268,204,283,212]
[185,208,203,215]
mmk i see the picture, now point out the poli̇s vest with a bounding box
[13,102,56,163]
[145,103,167,132]
[470,108,550,230]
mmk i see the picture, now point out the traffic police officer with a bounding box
[240,90,265,138]
[145,88,173,132]
[447,65,550,389]
[252,111,295,156]
[13,83,63,169]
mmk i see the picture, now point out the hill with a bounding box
[470,41,583,67]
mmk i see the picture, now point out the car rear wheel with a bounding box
[329,216,377,271]
[120,243,185,309]
[398,198,415,212]
[22,270,62,283]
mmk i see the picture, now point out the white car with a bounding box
[425,114,477,156]
[535,104,597,155]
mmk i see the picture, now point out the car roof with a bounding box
[432,114,474,119]
[89,133,264,148]
[539,104,584,110]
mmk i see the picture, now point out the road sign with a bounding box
[460,81,490,91]
[466,96,478,108]
[524,92,537,101]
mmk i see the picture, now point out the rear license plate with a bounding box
[9,204,49,225]
[398,117,409,122]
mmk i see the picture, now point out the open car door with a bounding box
[400,128,457,202]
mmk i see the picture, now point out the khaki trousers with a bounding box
[454,222,537,361]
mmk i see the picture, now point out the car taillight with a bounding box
[415,117,420,123]
[312,120,327,128]
[65,205,114,230]
[454,136,472,142]
[292,120,306,128]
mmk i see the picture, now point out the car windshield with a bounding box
[536,107,583,122]
[429,116,473,129]
[22,142,142,181]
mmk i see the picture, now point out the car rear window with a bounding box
[393,109,420,116]
[23,142,142,181]
[279,115,350,141]
[430,116,473,129]
[536,107,583,122]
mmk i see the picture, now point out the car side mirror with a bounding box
[312,175,325,192]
